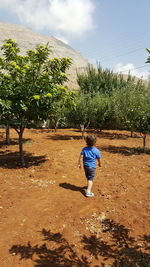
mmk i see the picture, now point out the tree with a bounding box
[0,74,11,145]
[0,39,72,166]
[113,84,150,148]
[134,92,150,149]
[77,64,128,96]
[92,94,116,130]
[146,48,150,63]
[66,92,99,137]
[45,90,76,131]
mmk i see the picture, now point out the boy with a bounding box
[78,134,101,197]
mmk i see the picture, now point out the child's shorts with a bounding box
[84,166,96,181]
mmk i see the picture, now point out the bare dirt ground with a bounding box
[0,128,149,267]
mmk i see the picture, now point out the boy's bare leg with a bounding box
[87,180,93,193]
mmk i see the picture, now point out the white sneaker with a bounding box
[86,192,94,197]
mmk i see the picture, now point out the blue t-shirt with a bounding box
[81,146,101,168]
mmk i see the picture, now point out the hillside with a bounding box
[0,21,89,89]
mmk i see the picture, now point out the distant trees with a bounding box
[146,48,150,63]
[46,90,76,131]
[113,84,150,148]
[66,93,97,137]
[77,64,128,96]
[0,39,72,166]
[75,64,150,148]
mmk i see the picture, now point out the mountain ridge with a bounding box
[0,21,89,89]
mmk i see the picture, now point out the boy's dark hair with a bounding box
[85,134,97,146]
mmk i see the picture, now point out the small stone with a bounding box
[12,253,16,256]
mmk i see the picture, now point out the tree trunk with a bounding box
[18,127,25,167]
[143,134,146,150]
[80,124,85,139]
[85,121,90,130]
[6,125,11,145]
[131,129,133,137]
[82,129,85,139]
[54,119,60,133]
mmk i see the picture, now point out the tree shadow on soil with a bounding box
[9,221,150,266]
[75,129,144,141]
[59,182,86,197]
[46,132,130,141]
[0,151,47,169]
[100,145,150,156]
[9,228,90,267]
[46,135,83,140]
[81,219,150,266]
[0,138,32,148]
[74,129,131,140]
[93,131,129,140]
[46,131,133,142]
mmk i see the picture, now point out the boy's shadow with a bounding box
[59,182,86,197]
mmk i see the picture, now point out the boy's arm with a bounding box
[97,158,101,167]
[78,154,83,168]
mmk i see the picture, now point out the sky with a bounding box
[0,0,150,79]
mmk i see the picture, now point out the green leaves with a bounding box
[1,39,20,61]
[146,48,150,63]
[112,84,150,134]
[33,95,40,100]
[0,39,72,129]
[77,64,127,96]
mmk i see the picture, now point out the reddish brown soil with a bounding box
[0,128,149,267]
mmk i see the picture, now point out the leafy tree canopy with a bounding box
[0,39,72,128]
[146,48,150,63]
[0,39,72,166]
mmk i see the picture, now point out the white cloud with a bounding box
[115,63,149,80]
[0,0,17,6]
[0,0,95,39]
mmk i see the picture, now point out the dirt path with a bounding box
[0,128,149,266]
